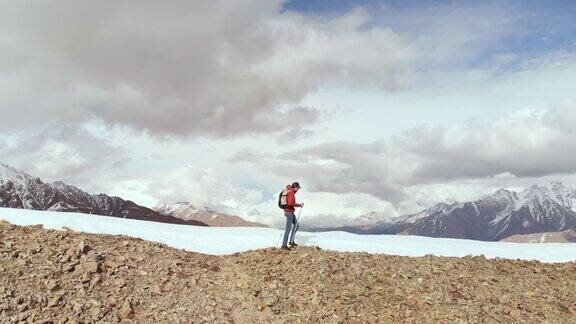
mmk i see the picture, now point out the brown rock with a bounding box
[45,280,60,292]
[114,279,127,288]
[80,272,92,283]
[163,282,175,291]
[47,292,64,307]
[85,261,100,274]
[120,301,135,319]
[90,306,102,320]
[450,290,464,300]
[18,259,30,267]
[63,263,76,272]
[89,274,101,290]
[2,221,576,323]
[77,240,92,256]
[72,302,82,315]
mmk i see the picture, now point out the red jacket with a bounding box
[284,186,302,213]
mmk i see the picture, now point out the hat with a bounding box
[291,182,301,189]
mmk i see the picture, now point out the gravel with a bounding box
[1,219,575,323]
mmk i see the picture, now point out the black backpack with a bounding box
[278,189,289,209]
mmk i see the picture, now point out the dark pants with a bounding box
[282,212,298,246]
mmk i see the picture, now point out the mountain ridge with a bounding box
[154,202,267,227]
[0,163,207,227]
[401,183,576,241]
[308,183,576,241]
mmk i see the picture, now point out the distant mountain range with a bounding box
[4,162,576,241]
[399,184,576,241]
[154,202,267,227]
[310,183,576,242]
[0,163,207,227]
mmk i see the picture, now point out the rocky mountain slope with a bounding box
[502,228,576,243]
[303,212,404,234]
[1,220,575,322]
[0,163,207,227]
[154,202,266,227]
[400,183,576,241]
[313,183,576,241]
[306,207,440,235]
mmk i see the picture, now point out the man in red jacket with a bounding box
[282,182,304,250]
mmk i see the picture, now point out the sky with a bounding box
[1,0,576,228]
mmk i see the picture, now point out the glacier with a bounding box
[1,207,576,263]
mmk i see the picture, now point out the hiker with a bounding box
[279,182,304,250]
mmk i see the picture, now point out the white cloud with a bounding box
[259,104,576,213]
[143,165,400,227]
[382,1,531,68]
[144,165,299,227]
[0,1,417,137]
[0,125,126,188]
[399,105,576,182]
[2,0,575,226]
[295,191,399,227]
[226,148,270,164]
[147,166,265,211]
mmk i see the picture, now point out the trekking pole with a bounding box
[294,205,303,235]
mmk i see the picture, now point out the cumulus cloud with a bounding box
[226,148,270,164]
[294,191,399,228]
[383,1,529,67]
[273,140,410,203]
[147,164,403,227]
[147,166,265,211]
[267,105,576,207]
[543,104,576,133]
[399,106,576,183]
[0,1,417,137]
[2,0,572,225]
[0,125,126,187]
[275,127,316,144]
[146,104,576,224]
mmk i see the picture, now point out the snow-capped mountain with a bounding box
[153,202,267,227]
[0,163,207,227]
[400,183,576,241]
[303,211,405,234]
[305,203,457,235]
[307,183,576,241]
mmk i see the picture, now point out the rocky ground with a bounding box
[1,220,576,323]
[503,228,576,243]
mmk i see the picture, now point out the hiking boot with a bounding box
[281,245,291,250]
[289,242,298,247]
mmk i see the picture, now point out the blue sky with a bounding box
[287,0,576,70]
[1,0,576,227]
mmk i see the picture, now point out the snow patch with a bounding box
[1,207,575,263]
